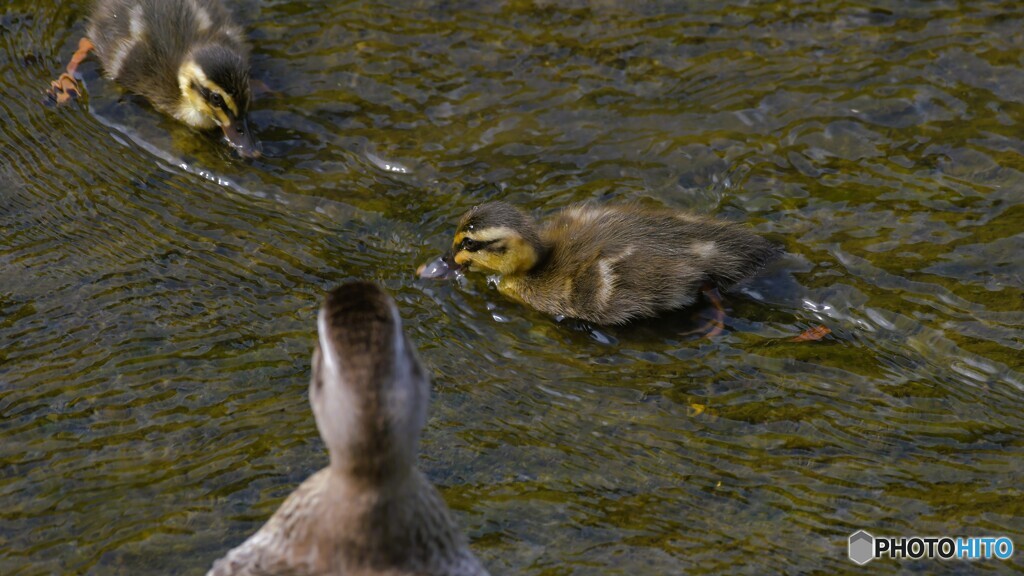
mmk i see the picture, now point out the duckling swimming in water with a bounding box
[49,0,260,157]
[207,282,489,576]
[419,201,778,326]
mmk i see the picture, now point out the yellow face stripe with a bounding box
[452,226,520,252]
[449,226,539,275]
[465,226,518,243]
[207,83,239,117]
[179,61,239,118]
[454,250,495,270]
[214,108,231,128]
[452,232,466,249]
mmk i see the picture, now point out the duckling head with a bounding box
[450,202,545,276]
[311,282,427,485]
[177,44,260,157]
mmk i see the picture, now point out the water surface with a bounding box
[1,1,1022,574]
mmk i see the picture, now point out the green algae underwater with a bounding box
[1,1,1022,574]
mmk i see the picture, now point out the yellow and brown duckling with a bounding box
[49,0,260,157]
[207,282,489,576]
[419,201,779,326]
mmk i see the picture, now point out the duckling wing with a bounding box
[538,207,695,324]
[592,213,777,321]
[665,213,780,290]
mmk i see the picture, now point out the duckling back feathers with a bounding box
[87,0,249,114]
[207,283,488,576]
[463,202,778,325]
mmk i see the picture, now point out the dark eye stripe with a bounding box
[459,238,497,252]
[192,82,226,109]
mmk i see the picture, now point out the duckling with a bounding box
[207,282,489,576]
[48,0,260,157]
[419,201,779,326]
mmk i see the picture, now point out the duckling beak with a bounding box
[417,252,460,279]
[221,115,261,158]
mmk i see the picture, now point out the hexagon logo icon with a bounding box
[849,530,874,565]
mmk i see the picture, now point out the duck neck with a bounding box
[327,441,417,492]
[523,239,552,275]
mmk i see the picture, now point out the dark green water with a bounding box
[2,1,1022,574]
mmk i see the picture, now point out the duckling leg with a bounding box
[699,284,726,339]
[680,284,726,339]
[48,37,94,104]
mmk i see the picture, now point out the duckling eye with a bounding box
[209,92,225,109]
[459,238,488,252]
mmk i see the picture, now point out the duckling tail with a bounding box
[707,234,782,291]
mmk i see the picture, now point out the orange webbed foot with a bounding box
[48,72,81,105]
[47,37,94,105]
[791,324,831,342]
